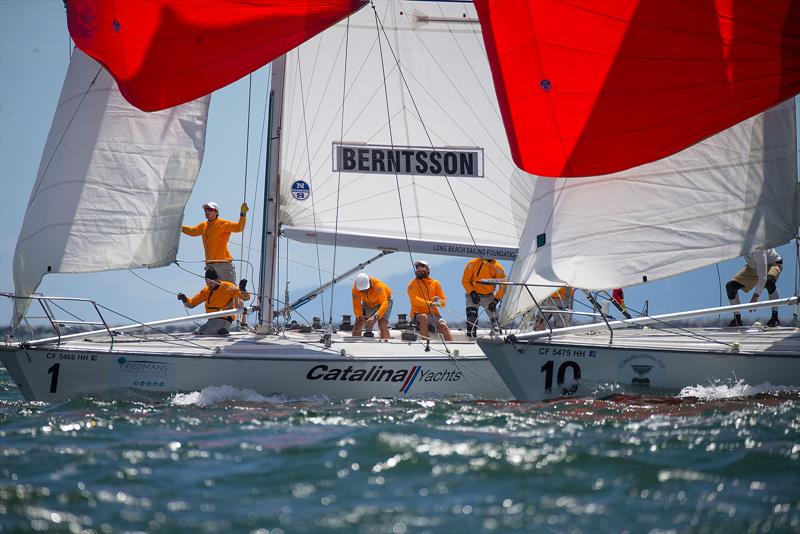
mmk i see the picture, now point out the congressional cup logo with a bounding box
[619,353,665,387]
[630,365,654,385]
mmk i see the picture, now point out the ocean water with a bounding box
[1,370,798,533]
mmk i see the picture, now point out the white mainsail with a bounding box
[500,99,799,324]
[278,0,533,260]
[12,49,210,325]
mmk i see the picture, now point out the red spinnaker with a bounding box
[475,0,800,177]
[66,0,366,111]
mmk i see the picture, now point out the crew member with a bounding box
[461,257,506,337]
[534,286,575,330]
[181,201,248,283]
[352,273,393,340]
[407,260,453,341]
[611,288,632,319]
[726,247,783,327]
[178,268,250,335]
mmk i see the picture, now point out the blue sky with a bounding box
[1,1,797,331]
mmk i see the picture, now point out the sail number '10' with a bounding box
[541,360,581,395]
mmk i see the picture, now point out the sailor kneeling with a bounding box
[178,268,250,335]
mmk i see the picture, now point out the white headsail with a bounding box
[278,0,534,261]
[12,49,210,325]
[500,99,799,324]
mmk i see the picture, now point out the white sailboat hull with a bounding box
[478,327,800,401]
[0,330,510,402]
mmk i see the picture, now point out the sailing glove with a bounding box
[469,290,480,305]
[177,293,188,303]
[239,279,248,292]
[431,296,442,307]
[240,202,249,216]
[487,298,498,312]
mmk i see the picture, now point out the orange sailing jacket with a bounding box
[351,277,393,319]
[185,281,249,321]
[182,216,246,262]
[407,277,446,316]
[461,258,506,299]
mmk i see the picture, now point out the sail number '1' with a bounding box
[541,360,581,394]
[48,363,60,393]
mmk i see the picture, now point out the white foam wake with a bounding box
[171,385,278,406]
[678,380,799,399]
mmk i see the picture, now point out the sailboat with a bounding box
[0,1,534,402]
[3,0,799,402]
[477,98,800,401]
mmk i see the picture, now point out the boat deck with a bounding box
[538,325,800,355]
[4,327,494,360]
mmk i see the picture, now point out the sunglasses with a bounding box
[203,208,216,212]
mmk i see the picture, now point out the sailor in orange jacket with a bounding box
[177,268,250,335]
[351,273,393,340]
[534,286,575,330]
[181,201,248,283]
[407,260,453,341]
[462,257,506,337]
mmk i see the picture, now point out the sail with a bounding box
[474,0,800,177]
[12,49,210,325]
[499,99,799,324]
[67,0,367,111]
[278,0,534,260]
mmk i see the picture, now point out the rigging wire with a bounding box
[372,7,481,252]
[715,263,723,323]
[372,2,452,351]
[327,17,351,326]
[569,292,738,348]
[245,71,272,270]
[296,49,327,319]
[240,74,253,285]
[127,268,179,295]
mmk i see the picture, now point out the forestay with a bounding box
[278,0,534,260]
[12,49,210,325]
[499,99,799,324]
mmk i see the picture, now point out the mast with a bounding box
[257,55,286,330]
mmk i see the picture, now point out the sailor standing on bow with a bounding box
[726,247,783,327]
[181,201,248,283]
[461,257,505,337]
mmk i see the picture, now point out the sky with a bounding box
[1,1,798,332]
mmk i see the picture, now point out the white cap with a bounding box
[414,259,429,268]
[202,201,219,211]
[355,273,371,290]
